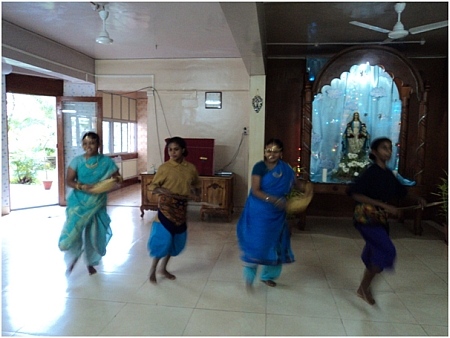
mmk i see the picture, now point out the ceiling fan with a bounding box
[350,2,448,43]
[92,2,113,44]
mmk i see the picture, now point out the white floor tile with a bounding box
[342,319,427,336]
[183,308,266,336]
[332,289,418,324]
[2,183,448,336]
[266,314,347,335]
[196,280,267,313]
[396,293,449,326]
[267,286,341,318]
[99,303,194,336]
[17,298,126,336]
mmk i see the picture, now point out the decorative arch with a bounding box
[301,45,429,185]
[312,45,424,100]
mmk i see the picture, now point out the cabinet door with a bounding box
[129,99,137,121]
[112,94,121,119]
[121,96,129,120]
[202,178,227,208]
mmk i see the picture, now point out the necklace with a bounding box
[85,155,99,169]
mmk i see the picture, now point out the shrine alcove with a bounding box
[300,45,429,231]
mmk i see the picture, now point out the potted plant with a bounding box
[42,160,53,190]
[432,170,448,243]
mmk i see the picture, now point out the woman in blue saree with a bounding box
[237,139,305,288]
[58,132,121,275]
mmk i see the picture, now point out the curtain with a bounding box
[310,64,401,183]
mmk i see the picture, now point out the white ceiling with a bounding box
[2,2,242,60]
[2,2,448,82]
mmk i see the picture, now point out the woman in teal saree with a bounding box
[58,132,121,275]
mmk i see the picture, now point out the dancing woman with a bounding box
[59,132,122,275]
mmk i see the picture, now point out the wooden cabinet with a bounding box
[200,174,235,222]
[140,173,235,221]
[140,173,159,217]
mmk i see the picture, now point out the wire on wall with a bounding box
[152,88,172,163]
[217,131,245,172]
[98,86,173,164]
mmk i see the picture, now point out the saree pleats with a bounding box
[58,154,117,266]
[237,160,295,266]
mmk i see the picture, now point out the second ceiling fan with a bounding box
[350,2,448,43]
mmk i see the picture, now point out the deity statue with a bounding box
[342,112,370,155]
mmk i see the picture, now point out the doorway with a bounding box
[7,93,59,209]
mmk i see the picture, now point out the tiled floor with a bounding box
[2,183,448,336]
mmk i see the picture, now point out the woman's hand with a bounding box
[191,195,201,202]
[417,197,427,210]
[152,187,185,199]
[274,197,287,210]
[152,187,172,196]
[382,204,401,217]
[113,175,123,184]
[80,184,95,193]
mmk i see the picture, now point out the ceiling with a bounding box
[2,2,448,80]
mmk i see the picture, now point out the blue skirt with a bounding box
[148,221,187,258]
[357,224,396,271]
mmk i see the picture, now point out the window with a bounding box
[71,116,97,147]
[102,120,136,155]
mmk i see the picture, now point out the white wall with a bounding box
[96,58,255,208]
[1,75,10,215]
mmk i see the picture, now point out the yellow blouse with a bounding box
[148,159,201,196]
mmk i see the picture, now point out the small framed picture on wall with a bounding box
[205,92,222,109]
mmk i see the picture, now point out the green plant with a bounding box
[10,155,44,184]
[432,171,448,224]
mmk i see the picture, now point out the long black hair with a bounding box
[166,136,189,156]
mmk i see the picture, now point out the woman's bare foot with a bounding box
[357,286,375,305]
[261,280,276,287]
[87,266,97,275]
[160,269,176,280]
[149,268,157,284]
[66,257,79,275]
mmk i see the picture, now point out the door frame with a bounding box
[56,96,103,206]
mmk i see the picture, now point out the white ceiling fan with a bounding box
[92,2,113,45]
[350,2,448,43]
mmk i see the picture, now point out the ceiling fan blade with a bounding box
[349,21,390,34]
[380,38,394,44]
[409,20,448,34]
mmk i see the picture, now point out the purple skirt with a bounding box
[357,224,396,271]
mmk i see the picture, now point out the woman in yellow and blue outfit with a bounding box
[147,137,201,284]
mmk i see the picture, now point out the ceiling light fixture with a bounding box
[96,7,113,45]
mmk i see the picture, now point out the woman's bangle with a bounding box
[75,182,82,190]
[274,198,282,206]
[265,195,270,202]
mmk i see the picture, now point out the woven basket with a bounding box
[89,178,117,194]
[286,182,314,214]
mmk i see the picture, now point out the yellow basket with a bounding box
[89,178,117,194]
[286,181,314,214]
